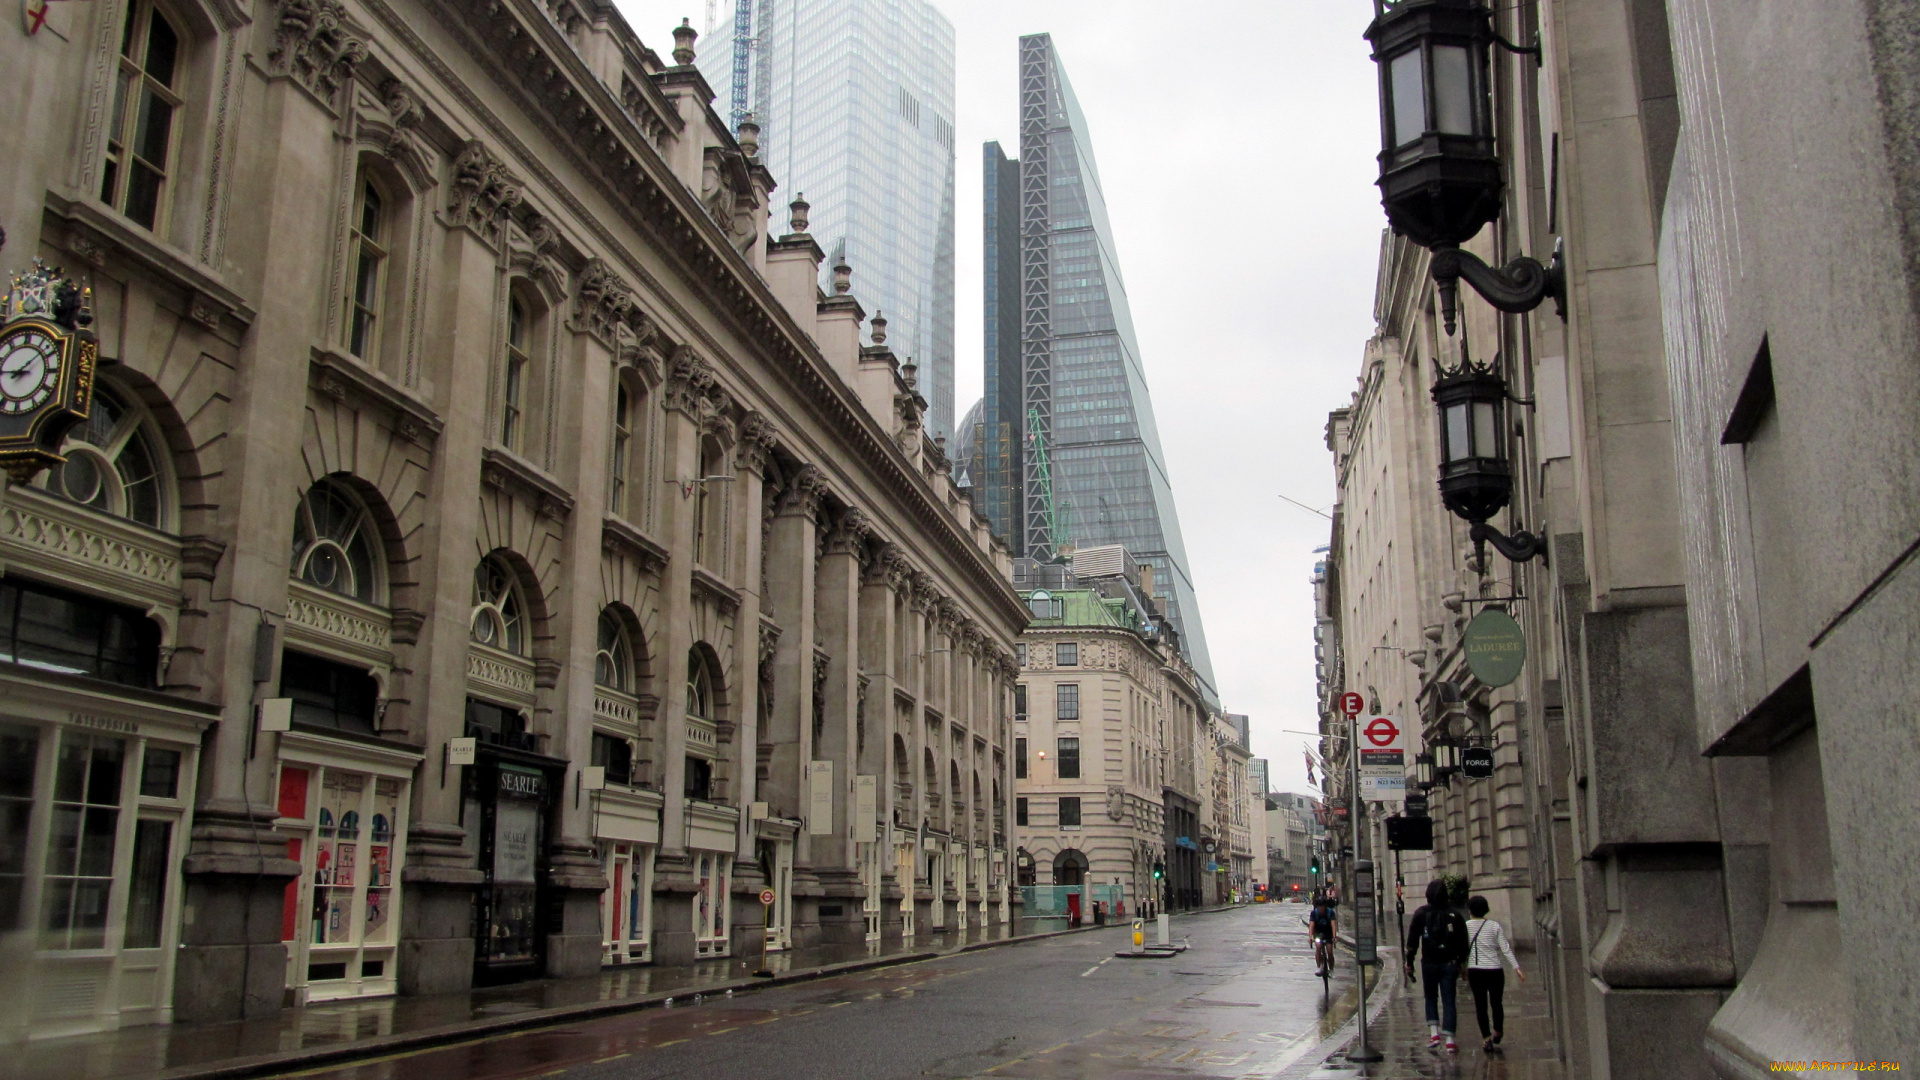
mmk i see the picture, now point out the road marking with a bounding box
[656,1038,689,1046]
[594,1053,630,1063]
[754,1017,780,1025]
[1080,957,1112,977]
[707,1027,736,1035]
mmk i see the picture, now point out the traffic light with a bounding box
[1152,862,1165,880]
[1310,855,1320,876]
[1387,815,1434,851]
[1291,883,1301,892]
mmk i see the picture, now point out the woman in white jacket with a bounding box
[1465,895,1526,1052]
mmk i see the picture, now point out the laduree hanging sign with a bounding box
[1463,608,1526,688]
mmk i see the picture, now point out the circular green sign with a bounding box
[1463,609,1526,687]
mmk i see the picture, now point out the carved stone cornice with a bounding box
[775,463,825,520]
[662,345,727,422]
[269,0,369,100]
[735,411,777,475]
[601,515,668,574]
[480,446,573,520]
[572,257,634,344]
[934,597,963,635]
[179,534,227,582]
[908,571,939,615]
[310,347,444,444]
[863,544,911,590]
[448,138,522,243]
[690,566,741,616]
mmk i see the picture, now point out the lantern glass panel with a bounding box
[1390,48,1425,147]
[1473,400,1500,458]
[1432,44,1475,135]
[1445,403,1470,463]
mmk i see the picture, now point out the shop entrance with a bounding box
[463,749,562,984]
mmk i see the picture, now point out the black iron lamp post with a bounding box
[1414,752,1436,789]
[1366,0,1562,336]
[1433,740,1462,779]
[1432,351,1547,563]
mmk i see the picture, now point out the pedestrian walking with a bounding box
[1404,878,1470,1053]
[1465,895,1526,1052]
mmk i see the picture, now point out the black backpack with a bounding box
[1422,906,1466,964]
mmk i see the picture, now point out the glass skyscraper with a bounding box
[975,34,1217,700]
[699,0,957,438]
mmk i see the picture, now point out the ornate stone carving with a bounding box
[934,597,963,635]
[775,463,825,519]
[735,411,777,475]
[662,345,723,419]
[270,0,368,99]
[1,497,183,591]
[909,571,939,615]
[758,617,781,666]
[573,258,634,342]
[285,583,393,654]
[467,648,536,699]
[448,138,522,240]
[823,506,871,557]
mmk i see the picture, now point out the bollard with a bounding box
[1156,913,1170,947]
[1131,919,1145,954]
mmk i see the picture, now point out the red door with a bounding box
[1066,892,1081,926]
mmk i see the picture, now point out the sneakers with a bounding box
[1446,1038,1458,1053]
[1428,1034,1443,1048]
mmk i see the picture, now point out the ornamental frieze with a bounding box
[448,138,523,241]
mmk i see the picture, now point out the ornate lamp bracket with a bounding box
[1470,521,1549,566]
[1430,239,1566,335]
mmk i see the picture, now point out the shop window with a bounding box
[291,480,381,603]
[39,383,169,529]
[277,764,403,1000]
[1057,737,1080,779]
[101,0,183,230]
[1058,796,1081,828]
[280,650,378,734]
[1056,683,1079,721]
[1056,642,1078,666]
[592,732,632,787]
[693,852,730,955]
[1015,797,1028,826]
[0,721,41,931]
[465,698,530,749]
[122,818,172,949]
[43,732,125,949]
[684,756,713,801]
[139,746,180,798]
[470,557,526,654]
[1014,737,1027,779]
[0,577,159,687]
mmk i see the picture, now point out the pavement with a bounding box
[0,904,1567,1080]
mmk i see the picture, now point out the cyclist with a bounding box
[1307,892,1338,978]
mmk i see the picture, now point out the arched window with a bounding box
[344,173,388,359]
[290,480,380,603]
[40,383,167,529]
[501,295,530,452]
[101,0,183,231]
[595,611,632,691]
[470,557,524,653]
[685,648,713,720]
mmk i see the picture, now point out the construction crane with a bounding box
[1026,406,1069,553]
[729,0,752,131]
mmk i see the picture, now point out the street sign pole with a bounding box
[1350,858,1382,1062]
[753,888,776,977]
[1347,699,1382,1063]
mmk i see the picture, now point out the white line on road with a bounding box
[1079,957,1112,978]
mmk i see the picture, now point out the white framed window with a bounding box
[693,851,730,956]
[344,175,388,359]
[501,296,530,452]
[101,0,183,231]
[291,480,381,604]
[595,611,632,692]
[38,383,170,530]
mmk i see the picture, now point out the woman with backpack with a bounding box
[1465,895,1526,1052]
[1404,878,1470,1052]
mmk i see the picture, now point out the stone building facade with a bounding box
[0,0,1022,1038]
[1009,548,1207,915]
[1321,0,1920,1077]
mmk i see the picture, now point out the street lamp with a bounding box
[1433,741,1462,779]
[1366,0,1562,336]
[1414,752,1436,789]
[1431,351,1548,563]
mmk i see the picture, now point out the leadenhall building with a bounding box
[0,0,1022,1037]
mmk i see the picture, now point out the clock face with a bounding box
[0,328,63,415]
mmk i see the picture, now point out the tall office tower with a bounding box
[699,0,958,438]
[979,33,1218,700]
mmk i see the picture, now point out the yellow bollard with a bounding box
[1132,919,1144,953]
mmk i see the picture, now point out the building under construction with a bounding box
[974,34,1218,702]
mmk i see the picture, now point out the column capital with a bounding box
[736,410,778,474]
[775,462,827,519]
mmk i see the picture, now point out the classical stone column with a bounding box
[812,506,869,943]
[860,546,909,945]
[763,463,823,936]
[725,413,772,954]
[647,348,715,964]
[906,573,937,934]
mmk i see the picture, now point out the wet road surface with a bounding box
[271,904,1365,1080]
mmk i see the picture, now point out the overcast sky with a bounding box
[615,0,1386,800]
